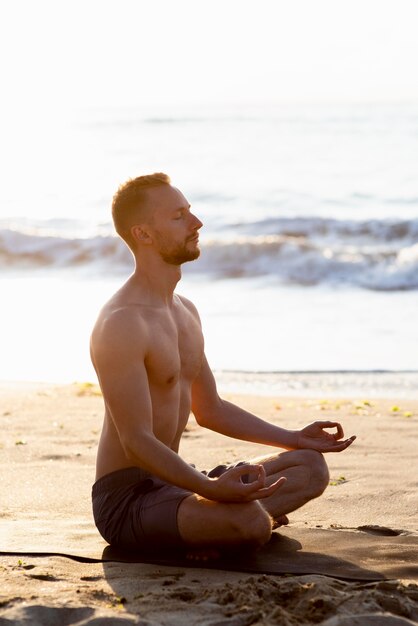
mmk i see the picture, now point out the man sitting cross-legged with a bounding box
[90,173,356,554]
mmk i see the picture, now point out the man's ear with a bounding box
[131,224,153,245]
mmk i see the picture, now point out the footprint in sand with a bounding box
[0,604,140,624]
[356,525,404,537]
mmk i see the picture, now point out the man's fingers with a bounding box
[327,436,356,452]
[223,463,266,488]
[245,476,287,500]
[263,476,287,494]
[334,423,344,439]
[315,420,345,439]
[230,463,265,481]
[215,470,287,502]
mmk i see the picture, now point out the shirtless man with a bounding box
[90,173,355,553]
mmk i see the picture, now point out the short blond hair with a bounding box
[112,172,171,248]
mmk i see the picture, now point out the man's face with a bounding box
[146,185,203,265]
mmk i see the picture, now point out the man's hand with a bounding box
[297,421,356,453]
[204,464,286,503]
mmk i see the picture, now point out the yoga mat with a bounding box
[1,519,417,582]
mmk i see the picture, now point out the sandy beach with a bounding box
[1,381,418,625]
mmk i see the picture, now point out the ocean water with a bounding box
[1,103,417,394]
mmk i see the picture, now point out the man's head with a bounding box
[112,172,170,249]
[112,172,202,265]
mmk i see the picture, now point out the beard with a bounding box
[158,238,201,266]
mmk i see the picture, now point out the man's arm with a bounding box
[91,308,283,503]
[191,355,355,453]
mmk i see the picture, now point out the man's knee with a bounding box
[302,449,329,497]
[232,502,272,547]
[178,496,272,547]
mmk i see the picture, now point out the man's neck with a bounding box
[131,259,182,305]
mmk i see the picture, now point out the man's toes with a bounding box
[272,514,289,529]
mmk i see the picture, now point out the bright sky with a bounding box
[1,0,418,113]
[1,0,417,383]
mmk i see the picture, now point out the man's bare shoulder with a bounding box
[90,290,151,360]
[92,279,161,335]
[175,293,201,321]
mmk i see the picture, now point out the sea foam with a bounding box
[1,216,417,290]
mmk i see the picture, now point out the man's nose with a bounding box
[190,213,203,230]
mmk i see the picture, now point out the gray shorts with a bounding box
[92,462,248,550]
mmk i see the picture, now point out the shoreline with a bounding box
[214,369,418,399]
[1,368,418,399]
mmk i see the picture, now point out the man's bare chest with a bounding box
[144,305,204,385]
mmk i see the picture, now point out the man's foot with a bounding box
[272,514,289,530]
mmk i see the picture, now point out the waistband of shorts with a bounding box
[92,466,153,498]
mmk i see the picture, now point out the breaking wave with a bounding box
[1,216,418,291]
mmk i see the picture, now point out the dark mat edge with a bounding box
[0,550,390,582]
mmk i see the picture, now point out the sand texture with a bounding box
[1,382,418,625]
